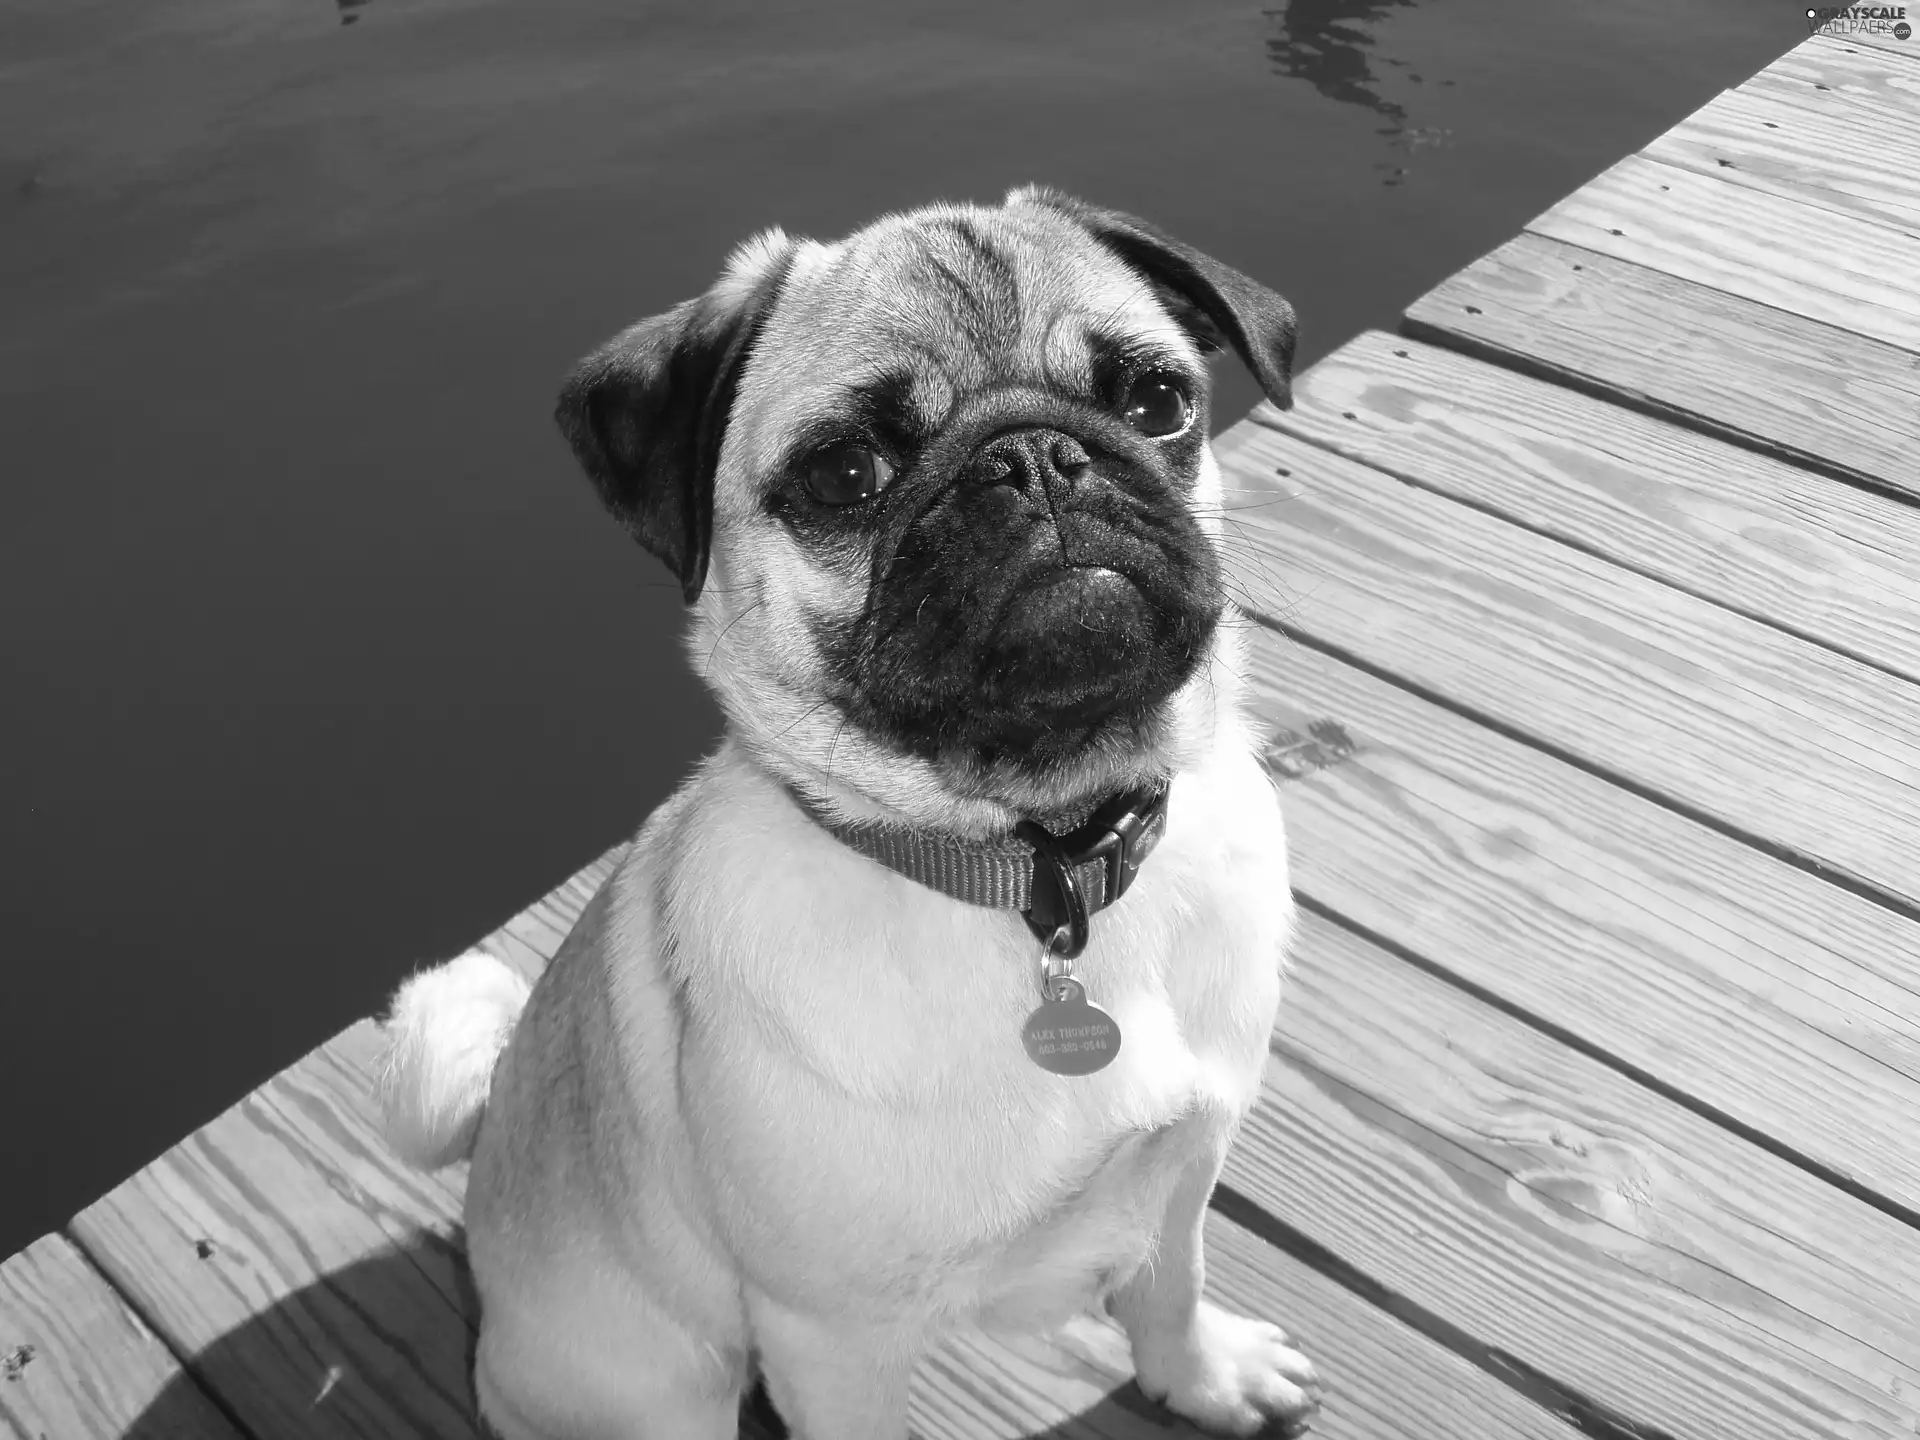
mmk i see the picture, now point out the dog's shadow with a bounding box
[116,1232,1214,1440]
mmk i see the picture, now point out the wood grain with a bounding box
[61,851,621,1440]
[1644,79,1920,231]
[481,844,623,983]
[912,1214,1581,1440]
[1400,234,1920,494]
[1823,27,1920,61]
[1231,619,1920,1213]
[0,1233,245,1440]
[1212,422,1920,910]
[70,1021,483,1440]
[1232,910,1920,1440]
[1525,154,1920,352]
[1746,34,1920,119]
[1253,329,1920,682]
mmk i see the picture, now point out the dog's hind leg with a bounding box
[748,1295,920,1440]
[1107,1127,1323,1438]
[471,1283,748,1440]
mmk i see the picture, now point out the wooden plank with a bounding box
[65,1007,783,1440]
[0,1233,246,1440]
[62,852,620,1440]
[1236,619,1920,1214]
[1258,330,1920,683]
[70,1020,484,1440]
[1231,909,1920,1440]
[1644,80,1920,231]
[1400,234,1920,495]
[1526,154,1920,352]
[913,1213,1582,1440]
[1213,423,1920,910]
[482,844,623,983]
[1746,34,1920,117]
[1828,27,1920,61]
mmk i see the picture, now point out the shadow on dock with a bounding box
[116,1232,1194,1439]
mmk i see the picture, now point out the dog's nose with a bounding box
[969,428,1092,492]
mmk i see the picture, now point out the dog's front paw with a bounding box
[1132,1300,1321,1438]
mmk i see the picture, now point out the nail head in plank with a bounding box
[1527,154,1920,353]
[1258,330,1920,683]
[69,1020,483,1439]
[1401,235,1920,496]
[1746,33,1920,118]
[1236,620,1920,1214]
[0,1233,245,1440]
[1644,81,1920,232]
[1233,910,1920,1440]
[1216,424,1920,911]
[1819,27,1920,61]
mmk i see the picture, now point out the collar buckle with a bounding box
[1016,783,1170,959]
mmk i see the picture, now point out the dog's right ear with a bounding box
[554,230,794,604]
[1006,185,1298,412]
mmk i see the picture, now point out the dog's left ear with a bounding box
[554,230,795,604]
[1009,185,1298,411]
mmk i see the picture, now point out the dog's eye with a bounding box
[802,443,895,505]
[1118,372,1192,438]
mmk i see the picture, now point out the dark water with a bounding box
[0,0,1797,1257]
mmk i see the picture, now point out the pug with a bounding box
[378,185,1317,1440]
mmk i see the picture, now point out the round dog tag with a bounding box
[1021,977,1122,1076]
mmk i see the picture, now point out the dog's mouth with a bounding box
[978,564,1162,733]
[832,431,1224,772]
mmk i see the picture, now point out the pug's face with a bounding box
[557,187,1296,830]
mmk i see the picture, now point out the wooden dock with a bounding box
[8,30,1920,1440]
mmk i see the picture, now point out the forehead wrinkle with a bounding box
[905,218,1024,366]
[776,341,957,452]
[733,202,1194,479]
[1034,303,1101,393]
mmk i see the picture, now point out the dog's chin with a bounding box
[975,566,1167,736]
[849,561,1222,808]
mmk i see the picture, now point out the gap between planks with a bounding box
[0,1232,247,1440]
[1220,602,1920,1222]
[1643,72,1920,234]
[1213,420,1920,919]
[1524,152,1920,354]
[1400,232,1920,500]
[1226,903,1920,1440]
[1749,33,1920,119]
[1249,329,1920,687]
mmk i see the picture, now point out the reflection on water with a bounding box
[1265,0,1455,186]
[1266,0,1419,123]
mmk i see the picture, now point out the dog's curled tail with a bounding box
[376,949,531,1170]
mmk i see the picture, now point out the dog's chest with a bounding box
[663,740,1292,1313]
[737,1018,1228,1322]
[682,880,1284,1315]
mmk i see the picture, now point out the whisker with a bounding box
[702,597,769,674]
[773,696,838,743]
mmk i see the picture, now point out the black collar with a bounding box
[785,780,1172,959]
